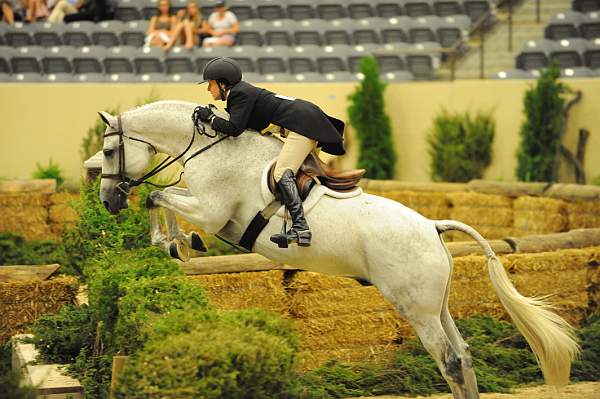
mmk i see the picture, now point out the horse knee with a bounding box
[146,191,162,209]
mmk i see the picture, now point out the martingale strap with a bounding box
[238,199,282,251]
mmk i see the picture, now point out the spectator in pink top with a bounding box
[202,0,239,48]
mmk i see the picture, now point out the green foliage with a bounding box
[82,107,119,162]
[68,349,113,399]
[29,305,96,364]
[297,315,541,398]
[0,232,67,266]
[427,109,495,182]
[592,176,600,186]
[114,275,209,353]
[572,315,600,381]
[347,56,396,179]
[32,159,65,190]
[0,343,36,399]
[516,64,571,182]
[61,178,151,274]
[115,323,298,399]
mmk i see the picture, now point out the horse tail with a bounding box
[435,219,580,388]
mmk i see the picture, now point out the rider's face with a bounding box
[207,80,223,101]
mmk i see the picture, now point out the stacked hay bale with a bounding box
[189,270,288,315]
[566,201,600,230]
[0,276,78,344]
[48,193,79,236]
[445,192,513,241]
[513,196,568,236]
[450,247,598,325]
[287,271,412,370]
[0,193,53,240]
[367,190,451,220]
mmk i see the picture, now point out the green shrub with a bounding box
[61,179,151,274]
[516,64,571,182]
[572,315,600,381]
[32,159,64,190]
[29,304,96,364]
[427,109,495,182]
[68,349,113,399]
[347,56,396,179]
[592,176,600,186]
[114,275,209,354]
[115,323,298,399]
[0,232,67,267]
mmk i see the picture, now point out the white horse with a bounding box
[98,100,579,399]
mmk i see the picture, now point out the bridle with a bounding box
[100,108,228,198]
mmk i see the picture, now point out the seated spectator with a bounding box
[203,0,239,48]
[24,0,49,22]
[1,0,16,24]
[47,0,106,22]
[164,1,209,51]
[145,0,178,48]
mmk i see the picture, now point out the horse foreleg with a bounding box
[149,206,170,251]
[161,187,207,254]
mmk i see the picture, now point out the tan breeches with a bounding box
[273,131,317,182]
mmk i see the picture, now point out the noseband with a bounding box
[100,109,228,196]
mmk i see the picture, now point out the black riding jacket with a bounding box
[211,81,346,155]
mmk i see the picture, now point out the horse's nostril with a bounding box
[103,201,110,211]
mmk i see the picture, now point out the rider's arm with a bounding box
[210,90,252,137]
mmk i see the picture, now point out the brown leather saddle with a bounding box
[267,151,366,200]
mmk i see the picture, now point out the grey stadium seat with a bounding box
[42,47,73,74]
[102,46,135,74]
[437,15,469,47]
[11,73,43,82]
[10,46,44,74]
[294,30,323,46]
[265,30,292,46]
[317,2,348,20]
[286,1,316,20]
[256,1,286,21]
[138,73,169,82]
[375,2,403,18]
[584,38,600,68]
[228,4,255,21]
[317,55,347,74]
[167,73,199,83]
[376,54,406,72]
[114,0,144,21]
[433,0,463,17]
[560,66,597,77]
[236,31,263,46]
[406,42,441,79]
[261,72,295,82]
[63,21,94,47]
[581,12,600,39]
[550,38,587,68]
[572,0,600,13]
[516,39,553,70]
[545,11,584,40]
[409,16,440,43]
[381,70,414,81]
[289,56,317,74]
[73,46,106,74]
[257,57,287,74]
[43,73,75,82]
[133,47,165,74]
[0,47,13,74]
[4,23,34,47]
[32,22,65,47]
[324,30,352,45]
[353,29,381,44]
[106,73,139,83]
[403,0,435,17]
[74,73,106,82]
[165,55,195,74]
[348,1,375,19]
[231,56,256,73]
[462,0,493,23]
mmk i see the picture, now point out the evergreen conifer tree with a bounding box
[347,57,396,179]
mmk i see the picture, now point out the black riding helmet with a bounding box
[199,57,242,86]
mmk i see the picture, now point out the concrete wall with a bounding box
[1,79,599,186]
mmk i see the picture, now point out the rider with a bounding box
[196,57,345,248]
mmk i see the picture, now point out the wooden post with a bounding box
[110,355,129,395]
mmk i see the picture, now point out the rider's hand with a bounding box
[198,106,214,123]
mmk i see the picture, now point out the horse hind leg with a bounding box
[438,237,480,398]
[413,317,472,399]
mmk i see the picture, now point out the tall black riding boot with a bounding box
[270,169,312,247]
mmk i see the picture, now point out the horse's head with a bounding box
[98,111,156,214]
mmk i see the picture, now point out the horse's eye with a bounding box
[103,149,115,157]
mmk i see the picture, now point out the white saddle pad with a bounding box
[260,158,362,218]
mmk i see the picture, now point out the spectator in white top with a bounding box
[202,0,239,48]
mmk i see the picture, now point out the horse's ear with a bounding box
[98,111,115,128]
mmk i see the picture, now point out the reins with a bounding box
[100,108,228,194]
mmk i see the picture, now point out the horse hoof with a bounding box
[190,232,207,252]
[169,240,190,261]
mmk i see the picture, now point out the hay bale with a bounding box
[49,193,79,205]
[0,276,78,344]
[466,180,549,198]
[567,201,600,230]
[49,204,79,224]
[513,196,568,235]
[287,271,362,292]
[190,270,288,314]
[0,179,56,193]
[296,311,411,351]
[289,286,396,319]
[300,344,397,370]
[0,193,50,207]
[362,180,466,193]
[445,192,513,240]
[368,190,451,219]
[0,205,52,240]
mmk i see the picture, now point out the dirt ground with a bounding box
[350,381,600,399]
